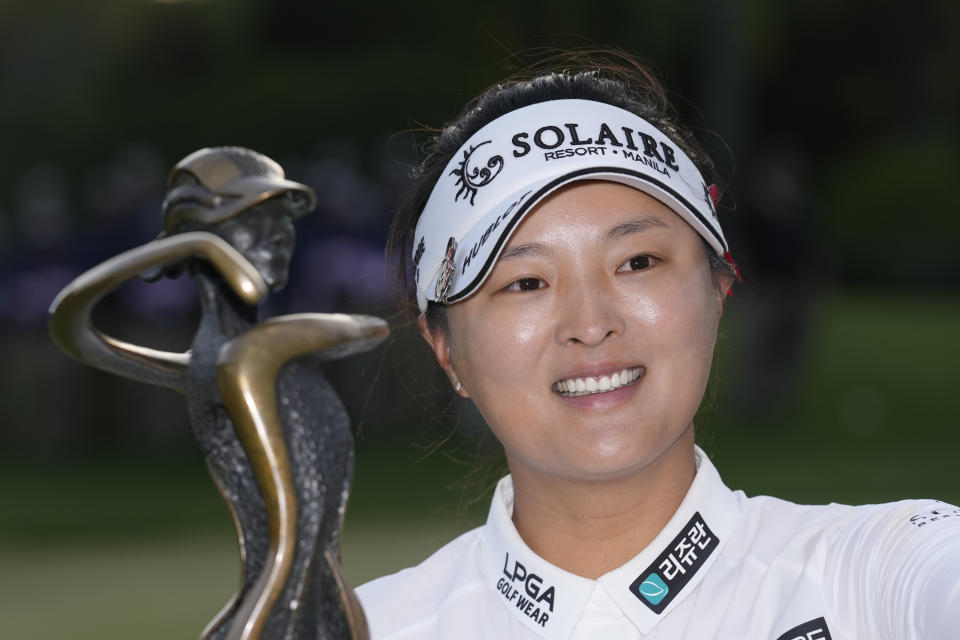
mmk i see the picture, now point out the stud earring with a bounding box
[455,381,463,392]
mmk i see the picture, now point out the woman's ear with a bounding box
[715,252,742,316]
[417,314,468,397]
[714,273,736,317]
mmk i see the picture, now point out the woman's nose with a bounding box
[554,277,625,347]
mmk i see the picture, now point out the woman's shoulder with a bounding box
[731,491,960,561]
[355,525,490,637]
[357,525,486,597]
[741,492,960,530]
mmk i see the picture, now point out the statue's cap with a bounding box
[161,147,316,232]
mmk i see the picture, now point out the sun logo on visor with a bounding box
[434,237,458,303]
[450,140,504,205]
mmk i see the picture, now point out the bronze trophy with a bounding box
[49,147,386,640]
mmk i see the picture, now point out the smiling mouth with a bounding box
[552,367,644,397]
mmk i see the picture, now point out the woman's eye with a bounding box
[617,254,657,272]
[504,277,545,292]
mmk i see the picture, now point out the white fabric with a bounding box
[357,448,960,639]
[413,99,727,312]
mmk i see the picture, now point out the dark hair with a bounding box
[386,50,735,331]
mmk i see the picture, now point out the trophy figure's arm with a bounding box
[49,232,269,392]
[216,313,388,640]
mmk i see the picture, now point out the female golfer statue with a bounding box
[50,147,384,640]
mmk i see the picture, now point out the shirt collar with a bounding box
[479,446,742,639]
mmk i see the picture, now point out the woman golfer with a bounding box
[356,55,960,639]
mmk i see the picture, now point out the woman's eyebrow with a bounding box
[606,215,669,241]
[500,216,668,260]
[500,242,549,261]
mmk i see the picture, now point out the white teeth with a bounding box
[553,367,643,397]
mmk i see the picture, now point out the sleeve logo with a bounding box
[908,503,960,528]
[629,511,718,614]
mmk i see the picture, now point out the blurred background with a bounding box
[1,1,958,637]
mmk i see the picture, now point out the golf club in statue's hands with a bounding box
[49,147,386,640]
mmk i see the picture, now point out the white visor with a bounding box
[412,99,727,312]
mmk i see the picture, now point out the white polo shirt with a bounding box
[356,449,960,639]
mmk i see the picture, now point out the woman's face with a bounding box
[213,198,297,291]
[424,181,729,483]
